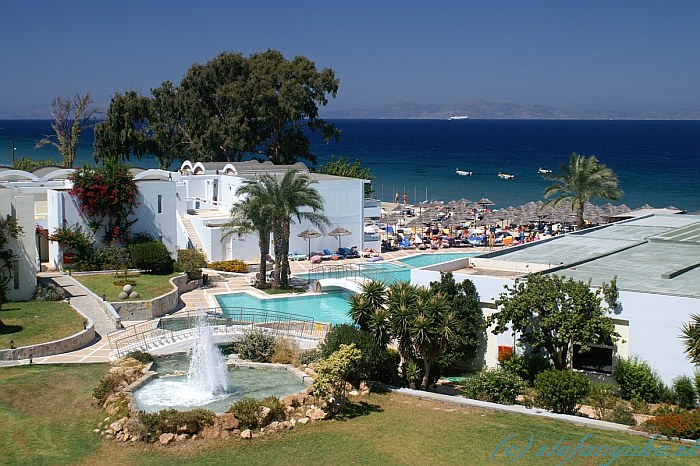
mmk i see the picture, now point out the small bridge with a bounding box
[107,307,330,359]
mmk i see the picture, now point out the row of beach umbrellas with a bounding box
[297,227,352,256]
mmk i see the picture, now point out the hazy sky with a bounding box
[1,0,699,118]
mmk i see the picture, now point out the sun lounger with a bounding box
[288,252,309,261]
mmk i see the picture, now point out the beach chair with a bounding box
[288,252,308,261]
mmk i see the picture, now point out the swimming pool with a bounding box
[397,252,476,268]
[216,291,354,325]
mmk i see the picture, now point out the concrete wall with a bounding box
[111,274,201,321]
[0,315,96,361]
[0,188,37,301]
[131,180,178,255]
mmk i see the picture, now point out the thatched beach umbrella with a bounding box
[298,228,322,256]
[477,198,495,210]
[328,226,352,248]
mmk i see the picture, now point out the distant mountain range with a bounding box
[322,99,700,120]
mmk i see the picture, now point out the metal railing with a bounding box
[107,307,330,358]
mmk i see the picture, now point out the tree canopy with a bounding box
[543,152,623,229]
[489,274,619,370]
[316,155,375,197]
[93,50,339,168]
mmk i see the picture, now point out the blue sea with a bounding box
[1,119,699,212]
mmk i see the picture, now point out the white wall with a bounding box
[131,180,178,255]
[0,189,36,301]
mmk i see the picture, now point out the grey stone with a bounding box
[118,291,129,300]
[159,433,175,445]
[122,284,133,293]
[240,429,252,439]
[128,291,139,299]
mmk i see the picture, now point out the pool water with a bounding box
[216,291,354,325]
[133,354,307,413]
[397,252,475,268]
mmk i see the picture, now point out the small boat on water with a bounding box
[456,169,473,176]
[448,115,470,120]
[498,172,515,180]
[538,167,552,174]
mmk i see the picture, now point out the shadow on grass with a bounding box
[0,324,23,336]
[335,400,384,421]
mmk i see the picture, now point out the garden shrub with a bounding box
[227,397,284,429]
[587,383,619,420]
[208,260,248,273]
[177,248,207,281]
[138,408,215,441]
[534,369,590,414]
[630,396,651,415]
[462,368,526,405]
[125,350,154,364]
[642,409,700,440]
[672,375,698,410]
[34,283,65,301]
[93,374,121,405]
[603,401,637,426]
[97,246,130,271]
[260,396,287,423]
[614,356,663,403]
[236,330,276,362]
[312,344,362,402]
[320,323,397,383]
[695,371,700,398]
[299,348,322,365]
[500,351,553,385]
[128,241,174,274]
[270,338,300,365]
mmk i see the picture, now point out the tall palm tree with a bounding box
[411,290,455,390]
[268,170,329,288]
[543,153,623,230]
[222,178,275,287]
[349,280,387,331]
[681,314,700,366]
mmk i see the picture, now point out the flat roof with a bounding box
[481,214,700,298]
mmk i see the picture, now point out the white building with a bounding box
[0,185,36,301]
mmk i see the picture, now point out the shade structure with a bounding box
[328,226,352,248]
[477,198,495,210]
[297,228,322,256]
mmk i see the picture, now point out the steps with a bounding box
[181,216,208,261]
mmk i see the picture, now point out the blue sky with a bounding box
[1,0,699,118]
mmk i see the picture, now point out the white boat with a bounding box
[448,115,470,120]
[456,169,472,176]
[498,172,515,179]
[538,167,552,174]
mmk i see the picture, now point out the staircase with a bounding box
[181,215,208,261]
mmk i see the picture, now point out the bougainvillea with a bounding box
[69,163,138,243]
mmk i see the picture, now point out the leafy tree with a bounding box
[489,274,619,371]
[12,157,57,172]
[543,153,623,230]
[222,178,275,288]
[0,215,23,312]
[316,156,374,197]
[681,314,700,366]
[36,92,100,168]
[267,170,329,288]
[312,343,362,405]
[429,272,485,368]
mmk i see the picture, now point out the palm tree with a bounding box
[411,290,455,390]
[349,280,386,331]
[543,153,623,230]
[267,170,329,288]
[222,178,275,287]
[681,314,700,366]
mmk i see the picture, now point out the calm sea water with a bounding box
[2,119,699,211]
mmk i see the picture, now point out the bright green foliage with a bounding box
[490,274,619,370]
[614,356,664,403]
[543,152,623,230]
[317,156,375,197]
[12,157,57,172]
[176,248,207,281]
[604,401,637,425]
[672,375,698,410]
[320,324,397,383]
[36,92,100,168]
[534,369,590,414]
[227,396,286,430]
[462,368,526,405]
[500,352,553,385]
[349,280,387,332]
[681,314,700,366]
[312,343,362,400]
[0,215,23,311]
[128,241,174,274]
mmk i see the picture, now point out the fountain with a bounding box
[132,317,307,413]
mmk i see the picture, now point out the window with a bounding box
[573,344,614,374]
[157,195,162,214]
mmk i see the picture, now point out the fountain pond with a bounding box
[132,321,307,413]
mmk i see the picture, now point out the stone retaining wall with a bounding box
[111,274,202,321]
[0,317,96,361]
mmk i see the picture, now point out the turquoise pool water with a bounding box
[397,252,475,268]
[216,291,354,325]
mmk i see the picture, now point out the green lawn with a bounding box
[0,364,695,466]
[75,272,180,301]
[0,301,86,348]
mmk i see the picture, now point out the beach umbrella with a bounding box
[297,228,322,256]
[477,198,495,210]
[328,226,352,248]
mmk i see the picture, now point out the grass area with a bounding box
[75,272,180,301]
[0,301,86,348]
[1,363,695,465]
